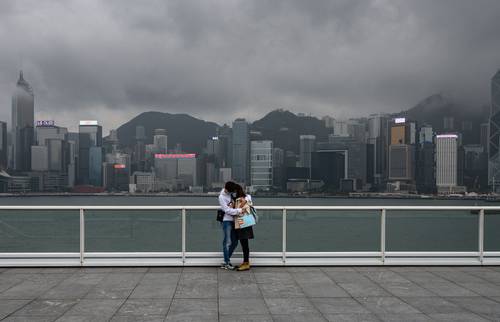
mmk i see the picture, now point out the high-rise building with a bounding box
[489,70,500,191]
[436,134,458,189]
[299,135,316,174]
[153,129,168,154]
[419,125,433,145]
[388,144,415,181]
[78,120,103,186]
[11,71,34,172]
[367,114,389,187]
[232,119,249,185]
[250,140,273,191]
[311,150,346,191]
[0,122,7,170]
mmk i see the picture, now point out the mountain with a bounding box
[251,109,330,153]
[116,111,218,153]
[399,94,488,145]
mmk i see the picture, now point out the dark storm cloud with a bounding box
[0,0,499,132]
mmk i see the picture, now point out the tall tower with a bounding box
[11,71,34,171]
[488,70,500,191]
[436,134,458,188]
[231,119,249,185]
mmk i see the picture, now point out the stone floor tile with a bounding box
[374,313,432,321]
[291,272,333,284]
[164,315,218,321]
[55,315,109,322]
[219,297,269,315]
[219,283,261,298]
[323,313,381,322]
[258,281,306,298]
[323,272,371,284]
[264,297,318,315]
[396,271,449,284]
[254,272,293,283]
[299,282,351,298]
[427,312,489,322]
[320,267,357,273]
[84,273,144,299]
[219,314,273,322]
[62,299,124,318]
[418,282,480,297]
[166,299,218,318]
[0,300,31,319]
[432,271,491,284]
[362,271,411,284]
[271,313,328,322]
[116,299,170,316]
[356,297,421,315]
[12,299,77,317]
[311,297,370,314]
[446,296,500,314]
[400,296,466,314]
[338,281,391,297]
[457,282,500,296]
[174,279,217,298]
[110,315,165,322]
[2,316,59,322]
[379,282,435,297]
[147,267,183,273]
[467,271,500,283]
[286,267,324,273]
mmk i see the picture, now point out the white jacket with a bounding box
[218,189,241,222]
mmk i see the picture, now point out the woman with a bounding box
[218,181,243,270]
[233,184,254,271]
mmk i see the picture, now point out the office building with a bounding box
[232,119,249,185]
[250,140,273,191]
[153,129,168,154]
[154,153,197,190]
[436,134,461,193]
[11,71,34,172]
[78,120,103,186]
[299,135,316,174]
[388,144,415,182]
[489,70,500,191]
[367,114,389,187]
[311,150,346,191]
[31,146,49,171]
[0,122,7,170]
[131,171,156,193]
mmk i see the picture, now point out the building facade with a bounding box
[232,119,249,185]
[250,140,273,191]
[489,70,500,191]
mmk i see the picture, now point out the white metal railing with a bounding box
[0,205,499,267]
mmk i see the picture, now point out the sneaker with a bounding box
[220,263,236,270]
[237,262,250,271]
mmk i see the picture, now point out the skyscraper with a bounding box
[299,135,316,174]
[232,119,249,185]
[153,129,168,154]
[78,120,103,186]
[367,114,389,187]
[0,122,7,170]
[488,70,500,191]
[436,134,458,190]
[250,140,273,191]
[11,71,34,171]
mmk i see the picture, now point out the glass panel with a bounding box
[85,210,181,252]
[186,209,282,252]
[485,211,500,251]
[287,210,380,252]
[386,210,478,252]
[0,210,79,252]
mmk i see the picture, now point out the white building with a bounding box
[250,140,273,191]
[436,134,458,188]
[153,129,168,154]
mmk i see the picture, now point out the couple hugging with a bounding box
[218,181,255,271]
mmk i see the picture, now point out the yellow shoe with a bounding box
[237,262,250,271]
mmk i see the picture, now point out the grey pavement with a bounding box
[0,266,499,321]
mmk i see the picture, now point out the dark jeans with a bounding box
[240,239,250,262]
[222,221,238,264]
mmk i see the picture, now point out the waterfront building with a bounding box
[0,122,7,170]
[436,134,464,194]
[104,163,130,191]
[78,120,103,186]
[153,129,168,154]
[11,71,34,172]
[219,167,232,183]
[154,153,197,190]
[131,171,156,193]
[250,140,273,191]
[272,147,285,190]
[231,119,249,185]
[489,70,500,191]
[367,114,390,187]
[311,150,346,191]
[31,146,49,171]
[299,135,316,175]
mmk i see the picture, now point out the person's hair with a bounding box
[224,181,238,193]
[235,184,246,199]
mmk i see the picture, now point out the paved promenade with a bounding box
[0,266,500,321]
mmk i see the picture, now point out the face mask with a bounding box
[230,192,237,199]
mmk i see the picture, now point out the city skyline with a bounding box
[1,1,500,132]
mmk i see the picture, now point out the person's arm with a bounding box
[218,194,241,216]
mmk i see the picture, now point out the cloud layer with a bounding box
[1,0,499,132]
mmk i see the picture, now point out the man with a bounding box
[218,181,243,270]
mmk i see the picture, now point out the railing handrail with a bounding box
[0,205,499,210]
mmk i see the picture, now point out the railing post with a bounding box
[381,208,386,265]
[282,208,287,265]
[479,208,484,265]
[79,208,85,266]
[181,208,186,265]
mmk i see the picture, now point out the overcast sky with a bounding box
[1,0,500,133]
